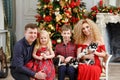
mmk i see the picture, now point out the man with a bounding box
[55,24,77,80]
[10,23,46,80]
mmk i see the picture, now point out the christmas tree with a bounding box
[35,0,86,47]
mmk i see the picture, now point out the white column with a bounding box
[0,0,4,30]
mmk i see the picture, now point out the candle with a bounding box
[99,0,103,7]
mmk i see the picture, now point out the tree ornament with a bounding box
[57,38,62,43]
[44,5,47,9]
[59,0,66,8]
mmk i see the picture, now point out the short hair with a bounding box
[61,24,72,32]
[25,23,38,30]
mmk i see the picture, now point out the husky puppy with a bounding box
[77,42,98,65]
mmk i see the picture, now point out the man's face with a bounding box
[24,28,37,44]
[61,30,71,41]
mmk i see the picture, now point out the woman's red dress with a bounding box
[77,44,106,80]
[26,47,55,80]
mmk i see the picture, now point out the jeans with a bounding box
[58,65,76,80]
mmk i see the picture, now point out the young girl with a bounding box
[26,30,55,80]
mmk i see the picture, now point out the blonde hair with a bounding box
[35,30,52,50]
[73,18,101,44]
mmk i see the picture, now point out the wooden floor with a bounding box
[0,62,120,80]
[0,68,14,80]
[108,63,120,80]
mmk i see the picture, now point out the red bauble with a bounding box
[44,16,52,22]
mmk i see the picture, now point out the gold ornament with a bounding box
[51,26,55,30]
[48,31,51,35]
[56,8,60,11]
[59,0,66,8]
[82,9,86,13]
[57,38,61,43]
[48,24,55,31]
[73,8,78,13]
[48,24,53,28]
[61,19,65,23]
[56,14,62,22]
[44,5,47,9]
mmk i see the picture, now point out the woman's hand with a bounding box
[83,53,94,60]
[93,50,106,57]
[88,54,94,60]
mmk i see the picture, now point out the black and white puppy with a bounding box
[67,58,79,68]
[53,57,79,68]
[53,57,66,66]
[77,42,98,65]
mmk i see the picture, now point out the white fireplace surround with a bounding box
[96,13,120,54]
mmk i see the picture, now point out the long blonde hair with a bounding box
[35,30,52,50]
[73,18,101,44]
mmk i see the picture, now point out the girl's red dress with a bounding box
[26,47,55,80]
[77,44,106,80]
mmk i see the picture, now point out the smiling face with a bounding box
[39,33,48,45]
[24,28,37,45]
[82,23,91,36]
[61,30,72,42]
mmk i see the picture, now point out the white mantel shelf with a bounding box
[96,13,120,28]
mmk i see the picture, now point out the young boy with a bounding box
[55,24,77,80]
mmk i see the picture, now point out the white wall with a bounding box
[16,0,37,41]
[0,0,4,30]
[83,0,100,11]
[0,0,7,52]
[109,0,116,6]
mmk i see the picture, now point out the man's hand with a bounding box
[34,71,46,79]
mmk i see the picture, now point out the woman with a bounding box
[73,18,107,80]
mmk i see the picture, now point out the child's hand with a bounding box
[57,55,65,62]
[65,57,73,63]
[38,55,43,60]
[42,54,48,59]
[44,51,50,56]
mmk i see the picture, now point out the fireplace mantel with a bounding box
[96,13,120,28]
[96,13,120,54]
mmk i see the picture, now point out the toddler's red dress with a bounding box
[26,47,55,80]
[77,44,106,80]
